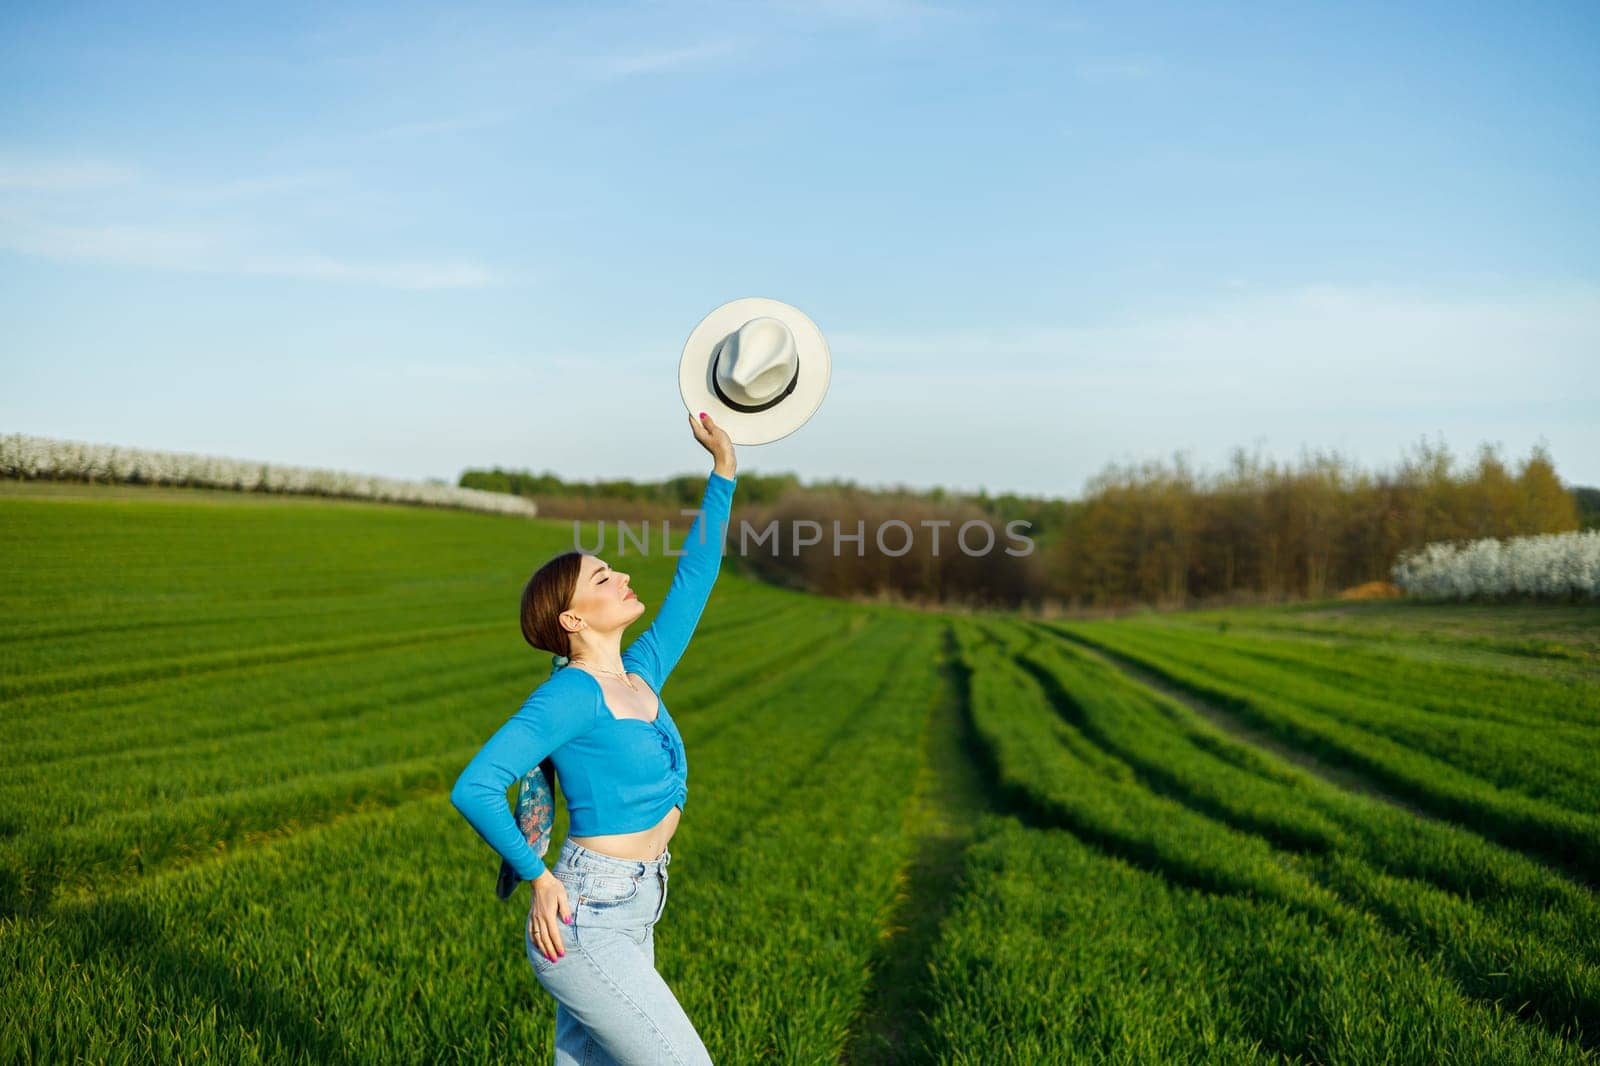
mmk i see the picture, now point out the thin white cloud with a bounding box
[0,158,138,190]
[392,353,595,382]
[815,281,1600,495]
[765,0,960,23]
[0,152,499,288]
[370,108,519,141]
[1,155,346,202]
[1047,15,1093,33]
[0,217,213,265]
[1074,55,1162,83]
[0,213,497,289]
[357,37,752,138]
[302,1,973,147]
[832,281,1600,410]
[189,172,347,200]
[592,38,745,79]
[384,31,765,131]
[240,253,495,289]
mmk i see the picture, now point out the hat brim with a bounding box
[679,297,830,446]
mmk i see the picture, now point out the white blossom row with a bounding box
[1391,529,1600,601]
[0,433,538,518]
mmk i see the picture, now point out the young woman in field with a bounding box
[451,410,736,1065]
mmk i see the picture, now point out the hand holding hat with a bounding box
[689,410,737,478]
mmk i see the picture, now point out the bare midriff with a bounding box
[566,666,679,862]
[568,803,680,862]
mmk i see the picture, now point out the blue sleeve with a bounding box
[624,471,736,689]
[450,673,597,882]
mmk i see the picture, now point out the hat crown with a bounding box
[714,316,798,404]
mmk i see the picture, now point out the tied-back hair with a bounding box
[522,550,587,659]
[520,550,590,801]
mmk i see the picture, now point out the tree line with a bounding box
[460,438,1591,610]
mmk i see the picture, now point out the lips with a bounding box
[625,589,637,600]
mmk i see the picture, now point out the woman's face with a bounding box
[564,553,647,634]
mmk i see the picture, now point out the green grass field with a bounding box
[3,479,1597,1064]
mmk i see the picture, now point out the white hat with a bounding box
[679,296,831,446]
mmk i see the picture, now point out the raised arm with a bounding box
[450,673,597,882]
[625,468,736,688]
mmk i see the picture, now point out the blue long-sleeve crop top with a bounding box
[450,470,736,881]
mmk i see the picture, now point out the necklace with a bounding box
[570,658,640,692]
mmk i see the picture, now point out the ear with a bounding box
[558,610,585,634]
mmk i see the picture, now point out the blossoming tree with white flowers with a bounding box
[1392,529,1600,602]
[0,433,538,518]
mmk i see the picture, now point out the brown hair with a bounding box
[521,550,588,656]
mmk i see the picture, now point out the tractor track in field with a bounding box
[1038,625,1440,824]
[1037,624,1600,898]
[839,624,998,1066]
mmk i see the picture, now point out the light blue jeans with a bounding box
[526,837,714,1065]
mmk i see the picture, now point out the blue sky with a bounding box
[3,0,1596,497]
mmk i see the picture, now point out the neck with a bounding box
[568,631,625,673]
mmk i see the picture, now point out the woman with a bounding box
[451,410,736,1065]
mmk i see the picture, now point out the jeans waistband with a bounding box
[559,837,672,876]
